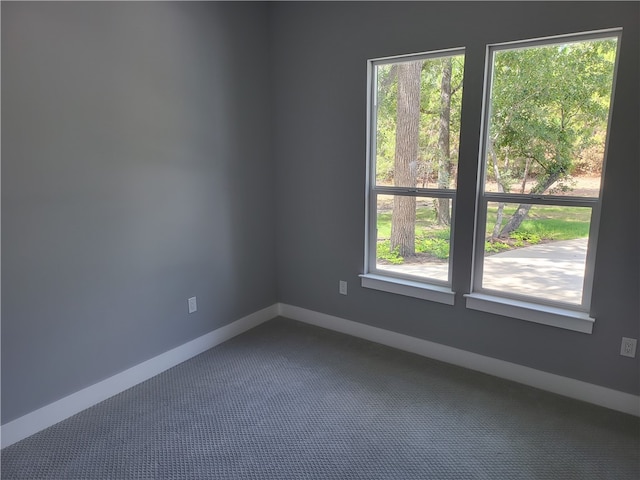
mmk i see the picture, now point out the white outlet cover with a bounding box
[188,297,197,314]
[620,337,637,358]
[339,281,347,295]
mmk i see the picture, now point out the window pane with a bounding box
[482,202,592,305]
[374,54,465,189]
[375,194,451,283]
[484,37,618,198]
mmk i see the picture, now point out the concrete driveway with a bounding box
[380,238,588,304]
[481,238,587,304]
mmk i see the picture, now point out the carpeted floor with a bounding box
[2,317,639,479]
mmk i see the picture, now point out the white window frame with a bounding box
[465,29,622,333]
[361,48,465,306]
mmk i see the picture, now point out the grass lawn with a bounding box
[377,203,591,263]
[486,204,591,241]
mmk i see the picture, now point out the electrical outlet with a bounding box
[188,296,197,314]
[620,337,637,358]
[339,280,347,295]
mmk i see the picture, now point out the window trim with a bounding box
[470,29,622,318]
[360,273,455,305]
[464,293,595,334]
[362,29,622,332]
[364,47,465,300]
[367,190,456,288]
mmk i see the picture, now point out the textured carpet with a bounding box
[2,317,639,479]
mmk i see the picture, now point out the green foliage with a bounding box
[375,38,617,259]
[517,218,590,241]
[488,37,617,194]
[377,241,404,264]
[375,55,465,187]
[377,202,589,261]
[376,206,451,262]
[376,235,450,263]
[485,241,510,253]
[375,64,398,183]
[373,36,616,260]
[509,205,591,241]
[416,236,450,259]
[483,204,590,254]
[509,231,541,247]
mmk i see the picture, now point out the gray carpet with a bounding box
[2,317,639,479]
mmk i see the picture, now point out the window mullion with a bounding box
[580,204,600,310]
[373,186,456,199]
[472,198,489,293]
[483,192,598,208]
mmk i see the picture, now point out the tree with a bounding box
[436,57,453,225]
[488,39,617,238]
[488,139,507,240]
[390,61,421,257]
[375,55,463,260]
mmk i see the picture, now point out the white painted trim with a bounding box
[360,274,455,305]
[464,293,594,334]
[278,303,640,417]
[4,302,635,449]
[0,304,278,449]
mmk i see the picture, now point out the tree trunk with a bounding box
[489,140,505,240]
[436,57,452,225]
[391,61,421,257]
[498,170,562,237]
[520,158,531,194]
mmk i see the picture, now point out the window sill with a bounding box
[464,293,594,334]
[360,273,455,305]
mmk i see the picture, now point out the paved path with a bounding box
[481,238,587,303]
[381,238,588,304]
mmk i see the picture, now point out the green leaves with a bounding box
[488,38,617,192]
[375,55,465,187]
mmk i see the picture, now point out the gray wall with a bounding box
[2,2,276,423]
[271,2,639,394]
[2,1,638,427]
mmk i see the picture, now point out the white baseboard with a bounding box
[1,304,278,449]
[3,302,636,449]
[278,303,640,417]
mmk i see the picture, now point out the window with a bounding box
[363,30,621,333]
[468,31,620,331]
[362,49,465,304]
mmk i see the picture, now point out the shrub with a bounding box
[416,237,450,259]
[377,241,404,264]
[509,231,541,247]
[485,240,510,253]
